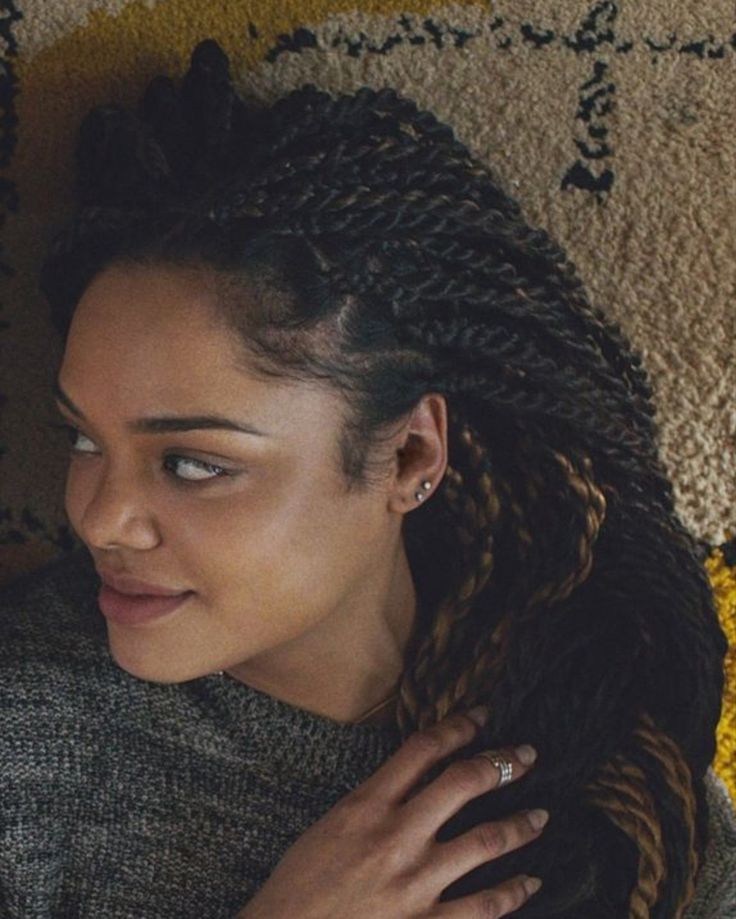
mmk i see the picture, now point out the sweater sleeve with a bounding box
[683,769,736,919]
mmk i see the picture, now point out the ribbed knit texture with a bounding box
[1,549,734,918]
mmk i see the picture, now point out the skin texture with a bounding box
[54,262,449,724]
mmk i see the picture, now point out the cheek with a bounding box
[190,489,375,617]
[64,464,91,533]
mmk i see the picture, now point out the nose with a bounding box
[73,463,161,551]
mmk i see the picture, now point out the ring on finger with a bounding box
[475,750,514,787]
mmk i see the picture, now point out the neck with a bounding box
[354,689,400,725]
[222,545,419,725]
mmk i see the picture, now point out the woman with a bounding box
[1,38,733,917]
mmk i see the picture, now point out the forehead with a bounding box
[66,262,233,366]
[58,262,342,434]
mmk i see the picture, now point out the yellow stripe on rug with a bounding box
[708,537,736,802]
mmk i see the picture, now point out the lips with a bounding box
[97,570,192,597]
[98,583,195,626]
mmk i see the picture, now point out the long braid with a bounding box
[585,754,668,917]
[398,413,500,733]
[402,425,609,738]
[584,715,700,919]
[40,39,727,916]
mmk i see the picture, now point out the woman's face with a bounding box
[55,262,439,706]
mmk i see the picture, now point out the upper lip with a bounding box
[97,570,192,597]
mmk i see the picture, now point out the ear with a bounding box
[387,392,448,514]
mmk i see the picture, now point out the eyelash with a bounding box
[47,422,235,485]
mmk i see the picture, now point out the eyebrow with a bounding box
[52,380,271,438]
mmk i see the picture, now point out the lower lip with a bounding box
[98,585,195,626]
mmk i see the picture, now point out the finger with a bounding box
[353,710,485,805]
[421,808,549,895]
[401,745,536,839]
[428,873,542,919]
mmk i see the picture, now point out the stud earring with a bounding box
[415,480,432,501]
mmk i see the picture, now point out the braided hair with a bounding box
[40,38,727,918]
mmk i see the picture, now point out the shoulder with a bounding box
[684,769,736,918]
[0,549,123,825]
[0,548,109,735]
[0,546,106,651]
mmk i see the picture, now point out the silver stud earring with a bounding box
[415,480,432,501]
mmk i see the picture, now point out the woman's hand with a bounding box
[237,707,546,918]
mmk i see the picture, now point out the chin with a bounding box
[105,633,212,685]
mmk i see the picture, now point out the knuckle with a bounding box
[340,788,368,813]
[376,834,408,873]
[473,876,532,919]
[449,710,481,733]
[476,890,504,918]
[409,727,447,758]
[406,714,476,762]
[514,876,532,905]
[476,821,507,858]
[442,710,478,736]
[506,877,532,911]
[333,789,378,827]
[444,758,487,795]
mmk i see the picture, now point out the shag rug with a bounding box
[0,0,733,796]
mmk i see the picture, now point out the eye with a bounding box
[50,422,97,453]
[51,424,234,483]
[162,455,231,482]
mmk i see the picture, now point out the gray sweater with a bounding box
[1,548,734,918]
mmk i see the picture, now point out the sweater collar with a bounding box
[187,670,405,787]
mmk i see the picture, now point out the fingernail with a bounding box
[524,875,543,895]
[466,705,490,727]
[525,808,549,831]
[514,744,537,765]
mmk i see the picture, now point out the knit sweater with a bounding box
[1,549,734,918]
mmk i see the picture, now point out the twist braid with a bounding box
[584,714,700,919]
[397,415,500,735]
[634,715,700,916]
[585,754,667,917]
[464,441,607,706]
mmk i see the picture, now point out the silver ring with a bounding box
[476,751,514,787]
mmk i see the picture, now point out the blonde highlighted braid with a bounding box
[584,714,699,918]
[585,754,667,917]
